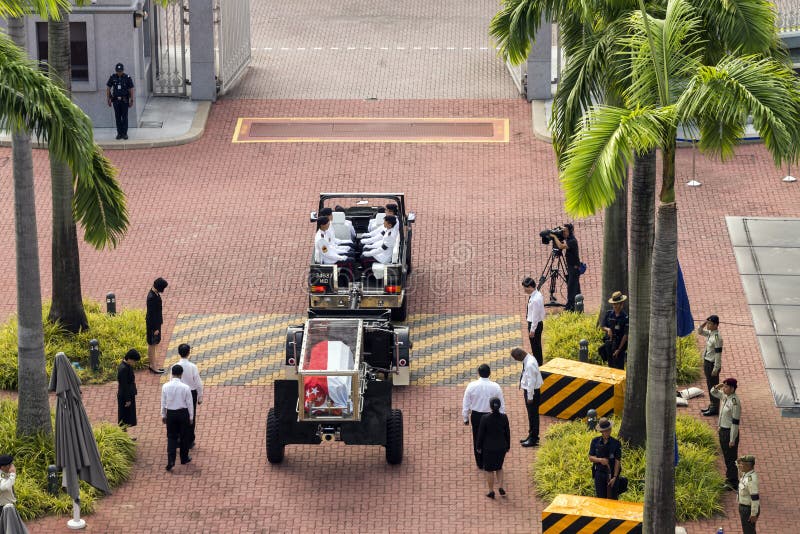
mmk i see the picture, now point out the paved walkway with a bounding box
[0,1,797,532]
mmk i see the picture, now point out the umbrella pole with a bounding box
[67,500,86,530]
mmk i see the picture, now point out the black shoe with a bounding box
[702,409,718,416]
[521,438,538,447]
[486,491,495,499]
[116,134,122,140]
[165,463,174,471]
[520,436,531,444]
[498,487,506,496]
[122,135,128,140]
[181,457,192,465]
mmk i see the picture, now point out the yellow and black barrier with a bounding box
[542,494,642,533]
[539,358,626,420]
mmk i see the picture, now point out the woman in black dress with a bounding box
[146,277,168,373]
[117,349,140,429]
[476,397,511,498]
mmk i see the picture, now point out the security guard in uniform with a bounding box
[106,63,135,140]
[736,455,760,533]
[698,314,723,415]
[710,378,741,489]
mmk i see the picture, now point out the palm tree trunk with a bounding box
[644,146,678,533]
[597,173,629,323]
[47,11,88,333]
[619,150,656,446]
[9,17,53,437]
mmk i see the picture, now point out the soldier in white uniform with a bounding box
[315,217,353,265]
[736,454,760,533]
[364,204,398,237]
[362,215,397,265]
[319,208,354,251]
[711,378,741,489]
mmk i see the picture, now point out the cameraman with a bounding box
[551,223,581,311]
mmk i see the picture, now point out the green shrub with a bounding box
[533,415,725,521]
[0,400,136,521]
[543,311,702,385]
[0,301,148,390]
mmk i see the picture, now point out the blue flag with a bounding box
[676,261,694,338]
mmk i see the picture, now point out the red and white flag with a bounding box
[304,341,354,414]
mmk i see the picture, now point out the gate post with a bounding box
[189,0,217,101]
[525,16,552,102]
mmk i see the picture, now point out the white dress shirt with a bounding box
[363,228,397,264]
[315,231,347,264]
[324,226,352,246]
[174,358,204,402]
[161,378,194,419]
[462,377,506,421]
[520,353,543,396]
[527,289,545,331]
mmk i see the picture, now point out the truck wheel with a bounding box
[385,409,403,465]
[266,408,284,464]
[391,298,408,322]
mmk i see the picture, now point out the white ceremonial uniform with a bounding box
[315,230,347,264]
[0,472,16,506]
[175,358,204,403]
[362,229,397,264]
[161,378,194,420]
[526,289,545,332]
[363,225,398,247]
[323,226,352,248]
[520,353,543,397]
[344,219,356,240]
[462,377,506,422]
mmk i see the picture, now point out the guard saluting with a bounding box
[106,63,135,140]
[736,455,760,533]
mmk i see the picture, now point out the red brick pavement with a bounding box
[0,99,795,532]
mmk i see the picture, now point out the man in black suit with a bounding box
[117,349,140,432]
[146,277,168,374]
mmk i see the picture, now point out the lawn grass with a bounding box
[0,400,136,521]
[533,415,725,521]
[0,301,148,390]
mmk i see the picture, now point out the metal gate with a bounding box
[214,0,251,94]
[150,0,189,96]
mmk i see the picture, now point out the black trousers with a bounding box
[112,99,129,136]
[524,389,540,441]
[189,389,198,447]
[527,321,543,366]
[470,411,488,468]
[739,504,757,534]
[719,427,739,484]
[565,267,581,311]
[593,468,619,500]
[704,359,720,409]
[166,408,191,465]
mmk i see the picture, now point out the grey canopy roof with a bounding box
[48,353,111,500]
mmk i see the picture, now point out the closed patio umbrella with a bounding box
[48,352,110,529]
[0,504,28,534]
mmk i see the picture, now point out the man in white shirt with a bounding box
[161,364,194,471]
[462,364,505,468]
[0,455,16,507]
[522,277,546,365]
[362,215,398,265]
[319,207,355,250]
[175,343,204,450]
[315,217,354,265]
[511,347,543,447]
[364,204,398,235]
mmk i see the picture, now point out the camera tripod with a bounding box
[537,247,569,307]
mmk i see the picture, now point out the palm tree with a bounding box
[491,1,630,325]
[2,4,129,436]
[48,7,88,333]
[560,0,800,529]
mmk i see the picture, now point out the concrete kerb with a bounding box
[0,101,211,151]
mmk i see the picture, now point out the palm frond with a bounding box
[677,55,800,164]
[689,0,777,55]
[0,0,71,19]
[561,105,671,217]
[490,0,548,65]
[0,34,128,249]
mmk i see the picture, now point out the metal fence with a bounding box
[151,0,189,96]
[215,0,251,95]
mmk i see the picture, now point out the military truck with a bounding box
[266,310,411,465]
[308,193,414,321]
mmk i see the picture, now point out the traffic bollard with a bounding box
[106,292,116,315]
[579,339,589,362]
[89,339,100,372]
[575,294,584,313]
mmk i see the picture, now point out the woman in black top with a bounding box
[117,349,140,428]
[476,397,511,498]
[146,277,168,373]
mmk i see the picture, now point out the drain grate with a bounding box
[232,117,508,143]
[140,121,163,128]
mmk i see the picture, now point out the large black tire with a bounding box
[266,408,285,464]
[391,298,408,322]
[385,409,403,465]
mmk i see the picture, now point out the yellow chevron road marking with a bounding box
[171,314,279,345]
[200,338,287,384]
[411,316,519,353]
[171,313,242,336]
[413,347,510,386]
[178,320,291,361]
[412,322,519,371]
[407,314,501,339]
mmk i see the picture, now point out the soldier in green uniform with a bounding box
[711,378,741,489]
[736,454,760,533]
[698,315,723,416]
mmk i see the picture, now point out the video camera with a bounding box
[539,226,565,245]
